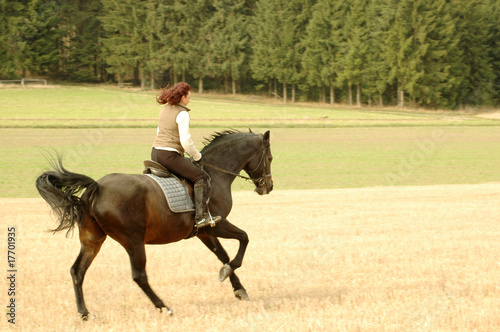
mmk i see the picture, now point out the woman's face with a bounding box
[181,91,191,106]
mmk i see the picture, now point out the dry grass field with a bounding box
[1,184,499,331]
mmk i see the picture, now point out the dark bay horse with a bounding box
[35,129,273,319]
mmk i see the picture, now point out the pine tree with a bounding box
[338,0,369,107]
[208,0,253,94]
[285,0,315,103]
[384,0,441,107]
[20,0,63,77]
[488,0,500,104]
[0,0,29,79]
[449,0,495,107]
[384,0,413,107]
[251,0,281,98]
[302,0,344,104]
[190,0,218,92]
[100,0,137,83]
[58,0,104,82]
[158,1,196,84]
[251,0,313,103]
[0,0,105,81]
[100,0,160,86]
[412,0,459,108]
[143,0,166,88]
[159,0,216,88]
[364,0,393,106]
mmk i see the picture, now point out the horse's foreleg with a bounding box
[126,245,173,315]
[203,220,249,291]
[70,218,106,320]
[197,233,249,300]
[211,221,249,272]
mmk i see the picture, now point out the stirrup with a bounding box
[196,212,222,228]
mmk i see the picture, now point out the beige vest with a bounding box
[152,104,190,155]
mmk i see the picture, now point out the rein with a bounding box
[199,146,272,187]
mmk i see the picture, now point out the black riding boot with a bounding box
[194,180,221,228]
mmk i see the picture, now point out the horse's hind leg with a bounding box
[70,216,106,319]
[197,233,249,300]
[126,244,173,314]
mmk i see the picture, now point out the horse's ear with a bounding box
[248,128,253,133]
[263,130,270,147]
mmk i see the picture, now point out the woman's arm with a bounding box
[176,111,202,161]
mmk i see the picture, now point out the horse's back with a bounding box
[92,173,194,244]
[97,173,148,192]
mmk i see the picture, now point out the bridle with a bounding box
[247,145,273,187]
[199,145,272,188]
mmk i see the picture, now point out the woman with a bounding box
[152,82,221,228]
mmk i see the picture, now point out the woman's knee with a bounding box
[193,171,207,184]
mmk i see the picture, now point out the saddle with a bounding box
[143,160,194,213]
[143,160,176,179]
[143,160,198,239]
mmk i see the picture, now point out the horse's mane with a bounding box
[201,129,255,153]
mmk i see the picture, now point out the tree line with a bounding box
[1,0,499,109]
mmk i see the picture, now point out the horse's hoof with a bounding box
[234,289,250,301]
[81,314,89,321]
[158,307,174,316]
[219,264,233,282]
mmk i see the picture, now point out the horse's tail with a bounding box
[36,157,98,236]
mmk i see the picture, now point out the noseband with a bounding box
[199,145,272,188]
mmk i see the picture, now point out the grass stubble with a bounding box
[0,184,499,331]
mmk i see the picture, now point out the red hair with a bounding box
[156,82,191,105]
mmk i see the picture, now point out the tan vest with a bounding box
[152,104,190,155]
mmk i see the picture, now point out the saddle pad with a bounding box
[144,174,195,213]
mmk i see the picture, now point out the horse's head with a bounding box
[244,130,273,195]
[201,129,274,194]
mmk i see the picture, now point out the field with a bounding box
[1,185,499,331]
[0,86,499,331]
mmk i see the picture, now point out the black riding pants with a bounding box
[151,148,206,184]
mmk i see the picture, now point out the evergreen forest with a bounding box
[1,0,499,109]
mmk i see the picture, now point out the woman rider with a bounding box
[151,82,221,228]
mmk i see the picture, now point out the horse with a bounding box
[35,129,273,319]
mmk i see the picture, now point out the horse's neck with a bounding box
[206,148,247,176]
[204,139,258,178]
